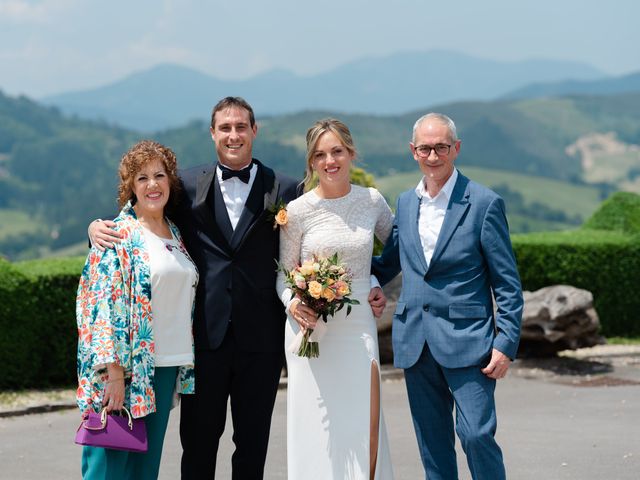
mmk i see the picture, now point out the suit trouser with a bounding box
[180,323,283,480]
[81,366,178,480]
[404,344,505,480]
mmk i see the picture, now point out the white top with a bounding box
[216,162,258,229]
[143,226,198,367]
[415,168,458,267]
[277,185,394,311]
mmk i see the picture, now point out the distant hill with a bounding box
[1,89,639,260]
[42,51,604,131]
[503,71,640,99]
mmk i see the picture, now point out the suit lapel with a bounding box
[230,161,273,250]
[194,165,232,251]
[408,192,429,273]
[429,174,471,268]
[263,173,280,213]
[194,166,217,229]
[213,174,234,243]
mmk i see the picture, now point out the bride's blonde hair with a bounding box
[303,118,357,192]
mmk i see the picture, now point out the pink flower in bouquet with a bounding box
[294,275,306,290]
[335,280,350,298]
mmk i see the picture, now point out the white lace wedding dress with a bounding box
[277,185,395,480]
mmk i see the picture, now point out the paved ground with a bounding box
[1,345,639,479]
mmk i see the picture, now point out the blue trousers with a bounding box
[404,345,505,480]
[81,367,178,480]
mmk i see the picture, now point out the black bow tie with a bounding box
[219,163,252,183]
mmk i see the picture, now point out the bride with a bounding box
[277,118,395,479]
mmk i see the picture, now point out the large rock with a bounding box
[378,280,604,362]
[519,285,605,357]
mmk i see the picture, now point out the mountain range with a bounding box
[42,50,608,131]
[2,85,640,260]
[502,71,640,99]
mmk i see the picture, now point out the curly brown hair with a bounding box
[117,140,181,211]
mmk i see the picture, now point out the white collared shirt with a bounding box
[215,162,257,230]
[415,168,458,267]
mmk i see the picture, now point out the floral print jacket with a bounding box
[76,203,196,419]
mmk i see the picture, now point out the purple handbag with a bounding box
[75,407,148,452]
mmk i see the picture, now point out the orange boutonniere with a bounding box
[267,198,288,230]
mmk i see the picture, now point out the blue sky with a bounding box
[1,0,639,97]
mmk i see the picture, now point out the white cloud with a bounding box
[0,0,47,22]
[125,34,203,67]
[0,0,78,24]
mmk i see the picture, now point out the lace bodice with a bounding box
[278,185,393,291]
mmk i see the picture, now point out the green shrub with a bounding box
[16,257,85,387]
[582,191,640,234]
[0,258,40,388]
[0,256,84,389]
[513,229,640,336]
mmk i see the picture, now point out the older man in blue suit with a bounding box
[373,113,523,480]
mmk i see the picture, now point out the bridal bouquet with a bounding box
[280,253,359,358]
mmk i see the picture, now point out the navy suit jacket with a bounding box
[373,172,523,369]
[172,159,300,353]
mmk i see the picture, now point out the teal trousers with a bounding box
[81,366,178,480]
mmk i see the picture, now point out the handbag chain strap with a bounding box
[83,407,134,431]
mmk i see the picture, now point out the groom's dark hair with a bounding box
[210,96,256,129]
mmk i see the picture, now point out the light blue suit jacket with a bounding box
[373,172,523,369]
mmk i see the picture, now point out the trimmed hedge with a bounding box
[514,191,640,336]
[0,256,84,389]
[512,230,640,336]
[0,258,40,388]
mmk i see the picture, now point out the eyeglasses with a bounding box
[414,144,451,158]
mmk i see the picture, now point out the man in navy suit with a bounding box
[373,113,523,480]
[174,97,301,479]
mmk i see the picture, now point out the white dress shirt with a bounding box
[415,168,459,267]
[216,162,257,229]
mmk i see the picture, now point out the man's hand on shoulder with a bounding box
[481,348,512,380]
[89,219,121,251]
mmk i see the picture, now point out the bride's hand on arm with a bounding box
[289,298,318,330]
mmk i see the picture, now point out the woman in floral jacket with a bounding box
[76,140,198,480]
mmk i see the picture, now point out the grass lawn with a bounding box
[0,209,44,241]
